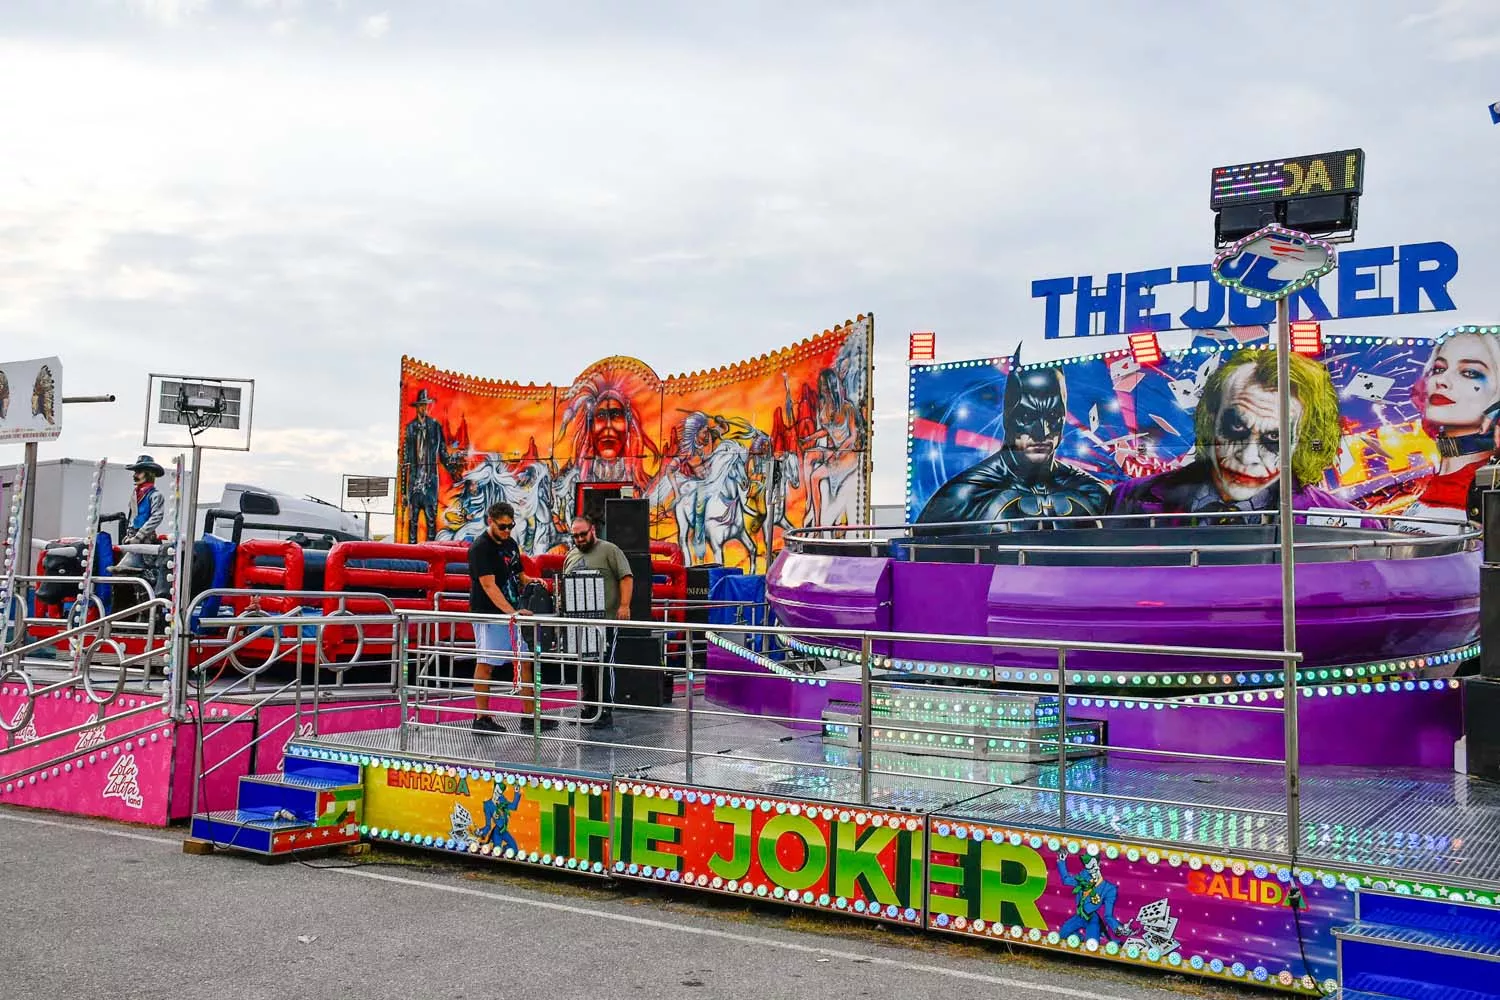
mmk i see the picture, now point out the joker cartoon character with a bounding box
[1108,348,1360,519]
[918,351,1108,529]
[474,781,522,854]
[1056,853,1135,943]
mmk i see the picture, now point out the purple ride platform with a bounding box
[701,640,1472,769]
[765,521,1480,677]
[708,517,1479,771]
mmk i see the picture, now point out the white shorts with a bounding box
[475,620,529,665]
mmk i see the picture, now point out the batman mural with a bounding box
[916,352,1108,528]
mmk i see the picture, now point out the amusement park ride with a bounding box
[3,150,1500,1000]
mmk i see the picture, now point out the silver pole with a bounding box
[396,613,409,751]
[858,633,873,804]
[684,624,694,785]
[173,443,203,715]
[1276,296,1301,861]
[1057,648,1068,828]
[16,442,38,636]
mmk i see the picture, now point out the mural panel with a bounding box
[907,327,1500,529]
[397,315,873,568]
[924,818,1351,994]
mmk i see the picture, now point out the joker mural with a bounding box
[908,332,1488,528]
[1108,348,1356,518]
[918,351,1109,528]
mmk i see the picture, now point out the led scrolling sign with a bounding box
[1210,149,1365,209]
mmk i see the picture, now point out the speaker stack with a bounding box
[1466,489,1500,779]
[599,496,667,706]
[577,483,628,529]
[603,497,650,554]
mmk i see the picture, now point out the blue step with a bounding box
[238,773,359,823]
[1336,919,1500,962]
[1338,974,1500,1000]
[1357,891,1500,944]
[189,810,310,856]
[282,751,360,786]
[1337,922,1500,1000]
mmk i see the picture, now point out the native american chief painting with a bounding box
[394,316,873,569]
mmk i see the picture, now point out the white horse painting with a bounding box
[650,438,760,572]
[439,453,561,555]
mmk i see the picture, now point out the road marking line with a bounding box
[0,810,181,845]
[333,868,1158,1000]
[0,810,1169,1000]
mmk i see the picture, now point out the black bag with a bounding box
[519,580,571,685]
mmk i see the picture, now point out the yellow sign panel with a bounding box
[362,764,613,872]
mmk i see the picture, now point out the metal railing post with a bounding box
[529,619,542,764]
[859,632,873,805]
[1057,647,1068,827]
[396,611,410,751]
[684,624,694,784]
[1284,651,1300,861]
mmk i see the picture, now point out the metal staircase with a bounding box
[1331,888,1500,1000]
[187,754,363,856]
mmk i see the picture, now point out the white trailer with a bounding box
[0,457,143,549]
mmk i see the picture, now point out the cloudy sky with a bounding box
[2,0,1497,529]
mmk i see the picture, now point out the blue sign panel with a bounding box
[1032,241,1459,339]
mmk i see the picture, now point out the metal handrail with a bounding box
[785,508,1479,538]
[0,597,172,671]
[395,607,1304,663]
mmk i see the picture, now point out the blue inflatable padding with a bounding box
[708,572,776,652]
[191,534,237,632]
[93,532,117,612]
[346,557,431,575]
[302,549,328,591]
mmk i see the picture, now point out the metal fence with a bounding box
[180,597,1305,862]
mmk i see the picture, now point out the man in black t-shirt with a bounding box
[468,501,554,733]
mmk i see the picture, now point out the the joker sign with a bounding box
[1108,348,1359,518]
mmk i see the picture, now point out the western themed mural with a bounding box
[908,325,1500,530]
[397,316,872,568]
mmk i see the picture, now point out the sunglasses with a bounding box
[570,531,591,541]
[493,521,514,531]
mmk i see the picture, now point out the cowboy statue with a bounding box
[400,388,464,542]
[115,454,167,584]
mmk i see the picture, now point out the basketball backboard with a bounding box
[340,474,396,516]
[143,374,254,451]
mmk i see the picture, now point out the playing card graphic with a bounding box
[1343,371,1394,403]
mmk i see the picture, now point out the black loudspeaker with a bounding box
[624,551,654,621]
[1464,677,1500,780]
[613,632,666,707]
[684,565,719,625]
[579,484,626,529]
[605,498,650,556]
[1484,490,1500,564]
[1484,565,1500,679]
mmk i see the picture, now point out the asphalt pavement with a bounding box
[0,806,1258,1000]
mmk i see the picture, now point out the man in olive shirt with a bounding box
[562,515,634,727]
